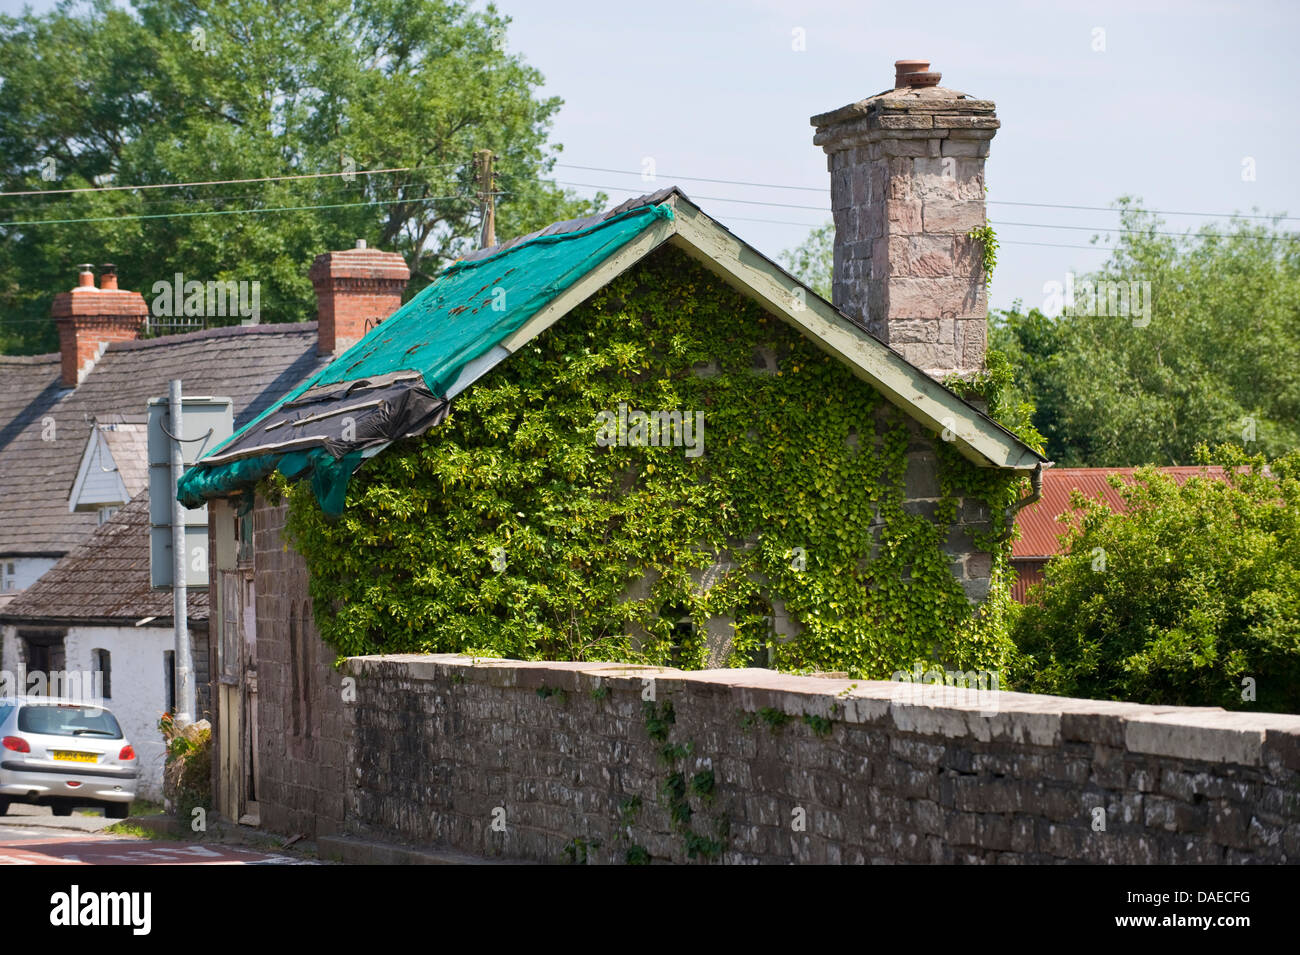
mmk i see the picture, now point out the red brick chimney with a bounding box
[52,264,148,387]
[811,60,999,379]
[309,240,411,357]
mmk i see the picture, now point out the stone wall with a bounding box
[250,500,346,837]
[324,654,1300,864]
[812,74,998,379]
[245,494,1300,865]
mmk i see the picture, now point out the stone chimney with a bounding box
[52,263,148,387]
[309,240,411,357]
[811,60,998,378]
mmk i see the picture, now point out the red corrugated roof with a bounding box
[1012,466,1230,559]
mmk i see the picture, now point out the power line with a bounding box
[0,191,480,228]
[991,219,1298,242]
[550,178,1298,242]
[555,163,828,193]
[553,180,828,211]
[9,156,1295,225]
[553,161,1299,223]
[719,214,1113,251]
[989,199,1295,222]
[0,176,466,216]
[0,163,466,198]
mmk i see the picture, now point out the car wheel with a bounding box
[105,803,129,820]
[0,798,9,816]
[51,804,73,817]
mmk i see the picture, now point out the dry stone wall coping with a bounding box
[344,654,1300,770]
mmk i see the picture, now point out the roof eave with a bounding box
[662,194,1046,471]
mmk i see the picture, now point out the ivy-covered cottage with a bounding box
[179,62,1048,830]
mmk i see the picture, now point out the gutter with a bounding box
[0,614,209,629]
[1000,462,1047,542]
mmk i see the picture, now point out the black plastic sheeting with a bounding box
[203,374,449,466]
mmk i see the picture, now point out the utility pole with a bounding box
[474,149,496,249]
[168,379,195,725]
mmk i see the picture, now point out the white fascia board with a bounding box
[68,429,129,512]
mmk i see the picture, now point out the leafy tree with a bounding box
[991,200,1300,466]
[778,221,832,300]
[0,0,598,354]
[1010,446,1300,713]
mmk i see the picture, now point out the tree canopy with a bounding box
[1010,447,1300,713]
[0,0,598,354]
[992,201,1300,466]
[779,202,1300,466]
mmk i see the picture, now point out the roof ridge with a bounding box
[110,320,319,352]
[0,352,60,364]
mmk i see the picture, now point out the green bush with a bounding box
[1011,446,1300,712]
[160,713,212,821]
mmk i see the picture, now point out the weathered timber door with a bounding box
[216,571,242,819]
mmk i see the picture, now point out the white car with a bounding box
[0,697,138,819]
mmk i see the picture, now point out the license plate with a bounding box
[51,751,98,763]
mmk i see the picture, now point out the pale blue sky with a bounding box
[4,0,1296,310]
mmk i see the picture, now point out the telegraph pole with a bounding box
[474,149,496,249]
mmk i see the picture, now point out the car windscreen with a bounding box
[18,704,123,739]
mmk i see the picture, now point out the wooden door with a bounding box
[217,571,242,820]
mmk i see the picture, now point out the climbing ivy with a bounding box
[967,221,999,287]
[282,244,1022,680]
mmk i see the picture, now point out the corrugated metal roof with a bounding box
[1012,466,1230,559]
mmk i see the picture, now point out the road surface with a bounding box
[0,805,315,865]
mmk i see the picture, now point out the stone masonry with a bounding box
[812,61,998,379]
[331,654,1300,864]
[245,503,1300,864]
[250,500,347,837]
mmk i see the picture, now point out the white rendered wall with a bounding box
[1,556,60,595]
[63,625,173,802]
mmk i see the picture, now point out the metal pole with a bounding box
[169,379,195,724]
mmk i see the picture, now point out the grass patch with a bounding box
[102,821,159,839]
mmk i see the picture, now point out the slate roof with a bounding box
[0,322,329,556]
[0,489,207,626]
[100,423,150,499]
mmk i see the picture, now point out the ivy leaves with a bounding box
[285,245,1018,677]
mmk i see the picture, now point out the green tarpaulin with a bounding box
[178,200,674,515]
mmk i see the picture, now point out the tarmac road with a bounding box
[0,804,316,865]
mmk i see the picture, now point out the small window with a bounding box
[97,506,119,525]
[237,512,254,565]
[92,649,112,700]
[2,562,15,592]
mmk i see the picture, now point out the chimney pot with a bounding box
[812,65,999,379]
[309,244,410,356]
[52,263,147,387]
[894,59,929,88]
